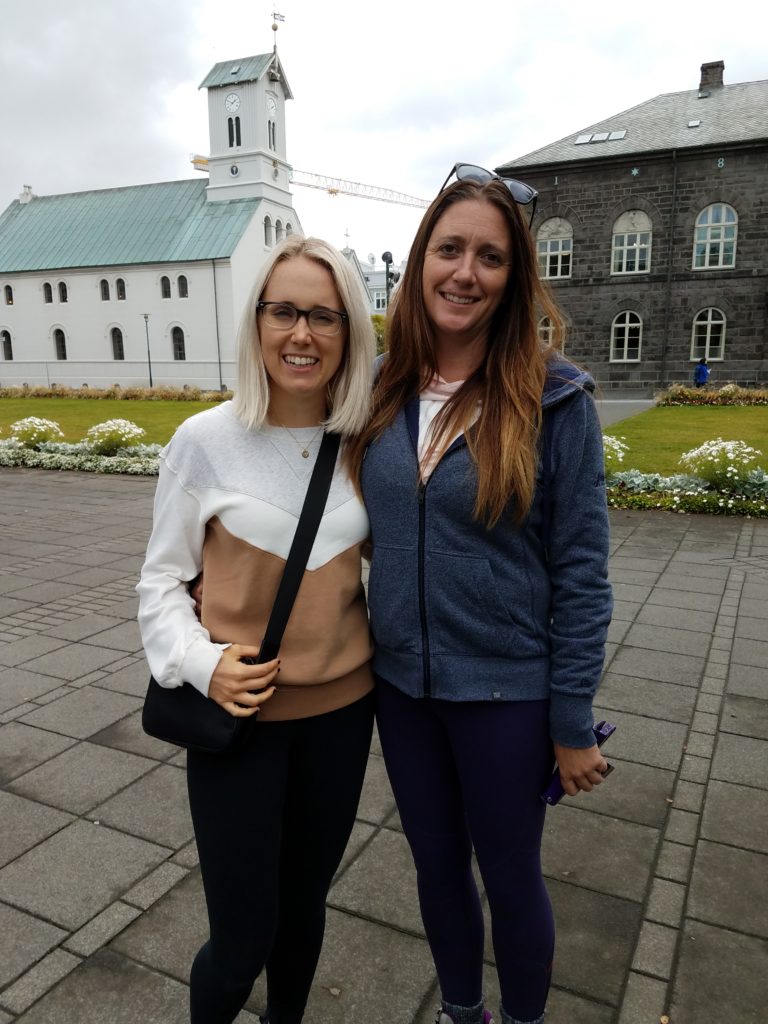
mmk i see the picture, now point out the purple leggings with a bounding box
[376,679,555,1022]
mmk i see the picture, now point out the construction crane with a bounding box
[190,157,429,209]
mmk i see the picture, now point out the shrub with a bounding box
[85,419,146,455]
[656,383,768,406]
[603,434,628,471]
[679,438,763,490]
[9,417,65,448]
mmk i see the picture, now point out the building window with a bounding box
[612,211,652,274]
[43,282,53,303]
[178,275,189,299]
[264,216,273,247]
[161,276,171,299]
[268,120,276,151]
[691,308,725,360]
[3,285,13,305]
[116,278,126,300]
[58,282,68,303]
[172,326,186,361]
[111,327,125,360]
[285,222,293,235]
[228,116,241,147]
[54,328,67,360]
[536,218,573,279]
[1,329,12,360]
[610,311,642,362]
[693,204,737,269]
[538,316,554,345]
[373,290,386,311]
[100,279,110,301]
[275,220,284,243]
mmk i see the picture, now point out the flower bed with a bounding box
[0,417,160,475]
[656,383,768,406]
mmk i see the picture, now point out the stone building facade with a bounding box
[497,61,768,391]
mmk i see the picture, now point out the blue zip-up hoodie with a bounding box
[361,357,612,749]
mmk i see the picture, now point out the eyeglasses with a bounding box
[439,163,538,224]
[257,301,348,337]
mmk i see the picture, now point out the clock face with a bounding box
[266,94,277,116]
[224,92,240,113]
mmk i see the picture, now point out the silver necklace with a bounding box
[278,422,323,459]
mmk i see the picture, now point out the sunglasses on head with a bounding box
[439,163,538,224]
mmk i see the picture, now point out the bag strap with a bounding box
[256,431,341,663]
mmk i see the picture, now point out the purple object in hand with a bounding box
[541,720,616,806]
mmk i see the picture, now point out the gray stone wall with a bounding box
[520,144,768,389]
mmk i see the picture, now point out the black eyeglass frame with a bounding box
[439,162,538,224]
[256,300,349,336]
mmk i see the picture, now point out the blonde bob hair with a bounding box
[232,236,375,436]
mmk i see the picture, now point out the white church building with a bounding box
[0,51,367,391]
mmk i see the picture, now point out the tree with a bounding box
[371,314,386,356]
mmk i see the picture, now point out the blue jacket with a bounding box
[361,358,613,748]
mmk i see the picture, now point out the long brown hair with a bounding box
[347,178,565,527]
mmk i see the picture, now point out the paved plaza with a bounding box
[0,466,767,1023]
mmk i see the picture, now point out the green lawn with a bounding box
[0,398,215,445]
[604,405,768,475]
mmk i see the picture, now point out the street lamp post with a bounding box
[142,314,153,388]
[381,251,400,309]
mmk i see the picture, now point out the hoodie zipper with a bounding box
[417,478,432,698]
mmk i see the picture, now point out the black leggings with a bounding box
[186,692,374,1024]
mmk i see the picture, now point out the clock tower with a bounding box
[199,53,293,204]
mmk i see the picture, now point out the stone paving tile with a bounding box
[655,840,694,884]
[0,790,72,867]
[0,949,81,1016]
[557,757,674,829]
[123,861,188,910]
[608,646,705,687]
[20,686,141,739]
[592,707,688,771]
[711,732,768,789]
[92,660,149,697]
[617,971,669,1024]
[688,840,768,938]
[336,820,375,877]
[701,779,768,855]
[608,599,641,622]
[656,571,727,596]
[64,902,142,957]
[635,602,718,634]
[727,662,768,698]
[40,613,126,642]
[0,902,67,989]
[632,920,677,978]
[542,806,658,902]
[731,637,768,669]
[80,620,143,653]
[0,722,76,783]
[598,672,696,724]
[2,581,85,605]
[0,666,65,714]
[739,597,768,620]
[7,741,156,815]
[720,693,768,741]
[646,876,686,927]
[14,561,88,582]
[0,574,39,596]
[89,764,193,849]
[56,567,133,587]
[0,636,69,668]
[622,622,710,657]
[0,595,36,617]
[356,753,396,825]
[89,708,180,761]
[16,642,127,682]
[645,587,722,612]
[664,560,731,581]
[609,582,652,604]
[671,919,768,1024]
[0,820,169,930]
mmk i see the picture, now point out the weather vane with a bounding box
[271,10,285,53]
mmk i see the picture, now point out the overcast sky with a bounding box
[2,0,764,266]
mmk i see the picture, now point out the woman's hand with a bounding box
[553,742,608,797]
[208,644,279,717]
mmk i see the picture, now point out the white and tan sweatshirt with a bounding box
[137,402,373,721]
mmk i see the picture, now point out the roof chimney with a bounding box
[699,61,725,96]
[19,185,35,204]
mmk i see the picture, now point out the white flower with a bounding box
[85,419,146,455]
[9,417,65,448]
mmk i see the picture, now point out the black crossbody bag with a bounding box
[141,431,341,754]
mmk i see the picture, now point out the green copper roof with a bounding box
[199,54,293,99]
[0,179,262,273]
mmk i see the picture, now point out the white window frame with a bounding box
[692,204,737,270]
[690,308,725,361]
[536,218,573,279]
[610,311,642,362]
[611,210,652,275]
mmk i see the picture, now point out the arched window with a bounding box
[3,285,13,305]
[58,282,68,303]
[536,218,573,279]
[610,311,642,362]
[228,117,241,147]
[538,316,554,345]
[268,120,276,150]
[1,329,12,360]
[111,327,125,360]
[172,326,186,361]
[691,308,725,360]
[693,204,737,269]
[264,216,273,247]
[116,278,126,300]
[43,282,53,303]
[178,275,189,299]
[100,279,110,301]
[612,211,652,274]
[54,328,67,360]
[161,276,171,299]
[285,222,293,235]
[275,220,284,242]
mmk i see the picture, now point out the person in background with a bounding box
[694,357,710,387]
[346,164,613,1024]
[138,236,376,1024]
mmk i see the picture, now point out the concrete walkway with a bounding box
[0,467,766,1023]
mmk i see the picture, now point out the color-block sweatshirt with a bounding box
[137,402,373,721]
